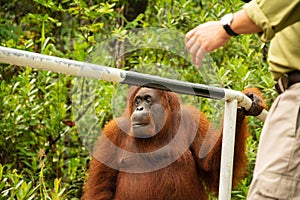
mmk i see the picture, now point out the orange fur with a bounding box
[82,87,265,200]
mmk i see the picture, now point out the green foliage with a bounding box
[0,163,66,199]
[0,0,275,199]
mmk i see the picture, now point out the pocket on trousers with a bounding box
[256,173,294,199]
[276,99,300,138]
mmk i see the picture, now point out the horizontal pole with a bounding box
[0,46,126,83]
[0,46,225,100]
[0,46,267,120]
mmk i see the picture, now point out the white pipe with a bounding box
[219,89,267,200]
[218,99,238,200]
[225,89,267,122]
[0,46,125,83]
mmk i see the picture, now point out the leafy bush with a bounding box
[0,163,66,199]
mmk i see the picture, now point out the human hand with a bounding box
[185,21,231,67]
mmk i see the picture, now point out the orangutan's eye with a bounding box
[134,97,141,106]
[145,95,152,104]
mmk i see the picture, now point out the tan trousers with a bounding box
[247,83,300,199]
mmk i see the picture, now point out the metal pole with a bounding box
[218,99,238,200]
[224,89,267,122]
[0,46,225,100]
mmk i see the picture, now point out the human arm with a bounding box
[244,0,300,41]
[186,0,300,67]
[185,9,261,67]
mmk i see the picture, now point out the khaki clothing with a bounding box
[247,83,300,199]
[243,1,300,199]
[268,24,300,80]
[244,1,300,42]
[244,1,300,80]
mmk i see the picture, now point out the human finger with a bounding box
[185,37,196,52]
[185,28,199,51]
[195,47,207,68]
[187,41,204,67]
[185,28,196,41]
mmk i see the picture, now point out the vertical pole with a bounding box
[218,99,238,200]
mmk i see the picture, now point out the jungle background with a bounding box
[0,0,276,199]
